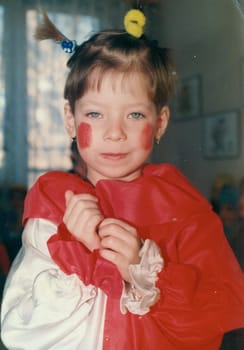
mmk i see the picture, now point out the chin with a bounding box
[104,169,142,182]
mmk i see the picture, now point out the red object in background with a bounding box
[0,243,10,275]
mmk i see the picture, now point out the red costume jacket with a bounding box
[23,164,244,349]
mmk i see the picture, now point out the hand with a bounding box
[98,218,142,282]
[63,190,104,251]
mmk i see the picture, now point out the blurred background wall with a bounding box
[151,0,244,198]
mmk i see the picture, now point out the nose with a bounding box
[103,120,127,142]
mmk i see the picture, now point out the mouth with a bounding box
[100,153,128,160]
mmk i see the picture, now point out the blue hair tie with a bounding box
[61,39,77,54]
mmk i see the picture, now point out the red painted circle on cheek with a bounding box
[77,122,92,149]
[141,123,154,150]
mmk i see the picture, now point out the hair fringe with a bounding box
[34,6,67,42]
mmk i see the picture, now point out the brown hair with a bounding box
[64,30,176,113]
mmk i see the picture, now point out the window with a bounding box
[27,10,99,186]
[0,4,99,187]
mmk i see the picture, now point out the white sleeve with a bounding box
[120,239,164,315]
[1,218,107,350]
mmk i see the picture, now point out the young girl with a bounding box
[2,4,244,350]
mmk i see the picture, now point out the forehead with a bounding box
[87,69,152,97]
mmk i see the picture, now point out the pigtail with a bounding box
[34,7,77,54]
[34,7,66,42]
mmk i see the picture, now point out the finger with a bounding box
[65,190,74,205]
[64,204,103,232]
[100,234,124,251]
[100,229,141,264]
[64,193,100,221]
[65,192,98,205]
[99,248,132,281]
[98,222,137,244]
[100,248,118,263]
[64,208,104,250]
[100,234,138,260]
[64,205,91,228]
[99,218,137,236]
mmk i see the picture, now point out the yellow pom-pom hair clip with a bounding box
[124,8,146,38]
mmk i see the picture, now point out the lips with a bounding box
[100,153,127,160]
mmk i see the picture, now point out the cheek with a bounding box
[140,123,154,150]
[77,122,92,149]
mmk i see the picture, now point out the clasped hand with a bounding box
[63,190,141,283]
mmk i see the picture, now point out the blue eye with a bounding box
[87,112,101,119]
[129,112,144,119]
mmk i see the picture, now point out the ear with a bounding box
[64,102,76,138]
[155,106,170,142]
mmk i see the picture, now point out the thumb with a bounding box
[65,190,74,205]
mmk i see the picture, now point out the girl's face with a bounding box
[65,72,169,185]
